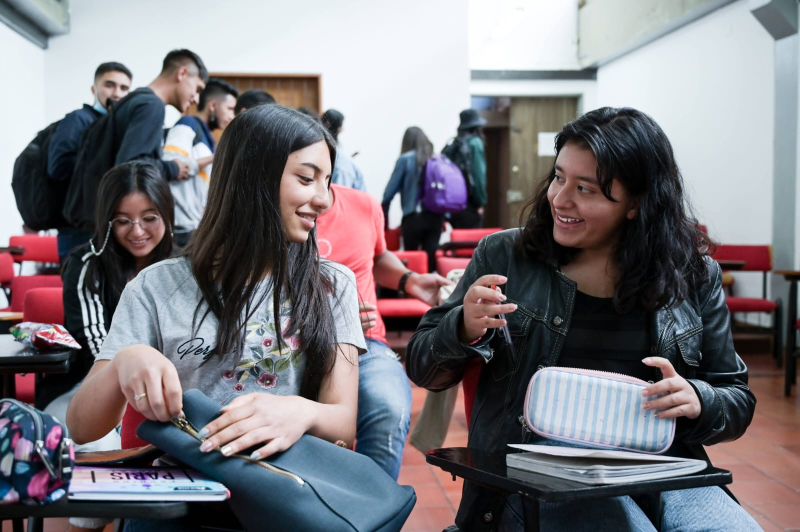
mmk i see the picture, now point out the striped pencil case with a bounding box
[523,367,675,454]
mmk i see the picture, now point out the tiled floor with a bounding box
[6,352,799,532]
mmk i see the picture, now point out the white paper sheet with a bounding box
[508,444,696,463]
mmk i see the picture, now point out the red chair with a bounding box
[377,251,431,330]
[8,235,59,265]
[462,359,483,429]
[0,252,14,305]
[445,228,503,258]
[711,245,781,366]
[385,227,401,252]
[16,287,65,403]
[121,405,149,449]
[8,275,63,312]
[437,256,471,277]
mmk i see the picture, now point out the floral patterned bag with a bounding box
[0,399,74,504]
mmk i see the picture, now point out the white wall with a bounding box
[43,0,471,210]
[469,0,580,71]
[596,0,774,302]
[0,23,45,253]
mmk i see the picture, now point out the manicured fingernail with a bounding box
[199,441,213,452]
[196,428,209,438]
[641,390,649,397]
[509,304,517,310]
[499,276,507,282]
[250,451,261,460]
[654,413,663,418]
[642,358,651,364]
[221,446,232,456]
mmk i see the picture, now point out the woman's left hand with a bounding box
[196,393,311,460]
[641,357,702,420]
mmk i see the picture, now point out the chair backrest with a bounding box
[710,244,772,272]
[450,228,503,242]
[0,253,14,285]
[437,256,471,277]
[23,287,64,324]
[121,404,148,449]
[8,235,59,264]
[393,250,428,274]
[385,227,401,251]
[10,275,63,312]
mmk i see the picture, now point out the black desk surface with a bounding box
[0,335,71,374]
[427,447,732,502]
[0,497,188,520]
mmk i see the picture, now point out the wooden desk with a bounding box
[716,259,746,271]
[427,447,732,532]
[775,270,800,396]
[0,335,70,398]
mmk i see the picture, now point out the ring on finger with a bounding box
[134,392,147,401]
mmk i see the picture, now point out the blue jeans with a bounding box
[499,487,761,531]
[355,338,412,480]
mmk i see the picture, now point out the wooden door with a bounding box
[186,73,322,143]
[507,98,578,228]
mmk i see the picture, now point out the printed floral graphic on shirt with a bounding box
[220,300,303,393]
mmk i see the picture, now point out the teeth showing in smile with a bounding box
[557,215,583,223]
[130,240,148,244]
[298,214,316,222]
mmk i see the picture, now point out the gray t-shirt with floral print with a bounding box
[97,257,365,403]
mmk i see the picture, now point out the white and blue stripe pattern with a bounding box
[524,367,675,454]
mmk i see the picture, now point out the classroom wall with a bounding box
[0,23,46,254]
[41,0,471,229]
[595,0,775,302]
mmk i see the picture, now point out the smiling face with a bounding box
[279,141,333,243]
[111,192,166,266]
[547,141,638,258]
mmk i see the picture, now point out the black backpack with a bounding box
[63,91,149,232]
[11,121,69,231]
[442,135,479,207]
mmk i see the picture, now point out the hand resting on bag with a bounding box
[641,357,702,420]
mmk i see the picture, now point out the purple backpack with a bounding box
[420,155,468,214]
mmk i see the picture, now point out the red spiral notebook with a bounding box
[68,466,230,501]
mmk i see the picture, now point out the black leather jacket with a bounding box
[406,229,756,531]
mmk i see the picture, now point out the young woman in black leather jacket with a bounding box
[406,107,759,532]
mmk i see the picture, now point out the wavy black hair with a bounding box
[516,107,711,313]
[186,104,341,401]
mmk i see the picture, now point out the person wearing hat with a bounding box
[443,108,488,229]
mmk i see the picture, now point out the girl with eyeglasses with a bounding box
[66,105,364,530]
[40,161,174,532]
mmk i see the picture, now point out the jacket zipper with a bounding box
[171,417,304,486]
[0,399,68,480]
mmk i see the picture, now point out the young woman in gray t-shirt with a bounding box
[66,104,365,463]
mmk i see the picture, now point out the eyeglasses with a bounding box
[110,214,163,233]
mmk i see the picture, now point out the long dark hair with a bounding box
[82,161,174,313]
[401,126,433,167]
[186,104,339,401]
[516,107,711,313]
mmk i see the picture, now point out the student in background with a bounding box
[163,78,239,246]
[67,105,363,530]
[63,49,208,234]
[322,109,366,191]
[316,184,450,479]
[43,161,174,532]
[381,126,441,273]
[407,107,759,531]
[234,89,275,115]
[50,62,133,262]
[444,108,488,229]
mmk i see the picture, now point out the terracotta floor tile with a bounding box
[704,445,744,465]
[413,483,452,508]
[749,503,800,528]
[399,465,439,486]
[741,451,800,472]
[422,506,457,530]
[729,480,800,505]
[767,468,800,490]
[726,463,773,482]
[752,514,785,532]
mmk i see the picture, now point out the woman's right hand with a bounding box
[459,275,517,344]
[112,345,184,422]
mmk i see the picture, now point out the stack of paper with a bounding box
[68,466,230,501]
[506,444,707,485]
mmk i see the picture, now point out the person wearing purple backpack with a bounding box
[381,126,442,273]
